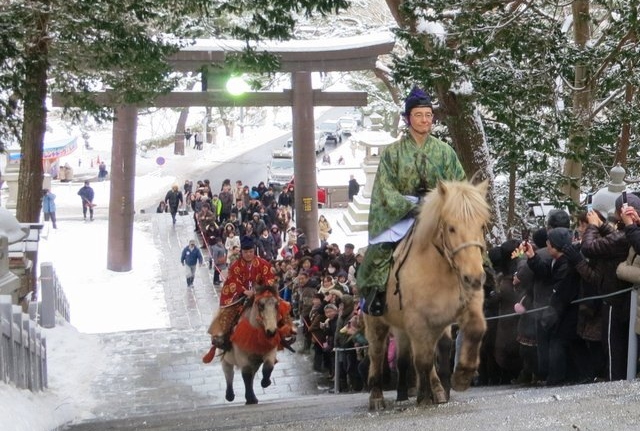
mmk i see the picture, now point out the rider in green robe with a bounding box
[358,87,466,315]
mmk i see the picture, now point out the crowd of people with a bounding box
[167,85,640,396]
[164,175,369,391]
[482,198,640,388]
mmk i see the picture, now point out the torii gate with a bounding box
[53,33,394,271]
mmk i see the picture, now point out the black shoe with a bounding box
[364,291,385,316]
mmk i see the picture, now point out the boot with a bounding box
[363,290,385,316]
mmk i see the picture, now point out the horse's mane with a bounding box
[254,284,278,297]
[416,180,490,242]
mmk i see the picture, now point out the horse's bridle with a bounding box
[434,221,486,273]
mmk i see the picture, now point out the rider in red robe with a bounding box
[207,235,276,349]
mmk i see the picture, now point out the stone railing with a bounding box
[38,262,70,328]
[0,295,47,391]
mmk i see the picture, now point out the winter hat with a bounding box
[615,192,640,213]
[547,210,570,229]
[337,271,348,279]
[240,236,255,250]
[547,227,572,251]
[532,228,548,249]
[404,86,432,116]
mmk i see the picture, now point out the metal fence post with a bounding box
[627,287,638,381]
[40,262,55,328]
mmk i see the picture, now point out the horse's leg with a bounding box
[221,356,235,402]
[363,315,389,410]
[394,331,411,402]
[261,351,277,388]
[241,364,259,405]
[452,291,487,391]
[433,327,453,403]
[407,324,443,406]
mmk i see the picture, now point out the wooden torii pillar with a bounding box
[53,33,395,271]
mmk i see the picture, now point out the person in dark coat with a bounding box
[348,174,360,202]
[524,227,586,386]
[77,181,95,221]
[165,184,184,225]
[579,194,637,381]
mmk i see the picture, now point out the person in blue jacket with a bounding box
[42,189,57,229]
[181,239,204,287]
[77,181,95,221]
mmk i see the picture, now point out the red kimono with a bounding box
[219,256,275,306]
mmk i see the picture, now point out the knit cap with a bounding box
[547,227,572,251]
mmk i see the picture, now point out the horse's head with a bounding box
[419,180,490,291]
[250,285,280,338]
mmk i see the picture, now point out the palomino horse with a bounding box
[221,285,294,405]
[364,179,490,410]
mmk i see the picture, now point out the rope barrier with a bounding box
[485,286,635,321]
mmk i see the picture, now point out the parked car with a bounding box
[286,177,327,207]
[282,130,326,155]
[338,116,357,136]
[317,120,342,144]
[267,155,294,188]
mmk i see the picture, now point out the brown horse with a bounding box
[221,285,294,405]
[364,179,490,410]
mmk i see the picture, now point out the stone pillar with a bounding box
[4,150,21,209]
[592,164,626,218]
[338,121,396,234]
[107,105,137,271]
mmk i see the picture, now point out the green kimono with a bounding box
[357,131,466,297]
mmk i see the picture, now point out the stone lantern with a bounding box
[592,164,627,218]
[338,114,396,233]
[0,207,29,304]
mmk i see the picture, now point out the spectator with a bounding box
[98,162,108,181]
[164,184,184,225]
[318,215,332,243]
[180,239,204,288]
[77,180,95,221]
[42,189,57,229]
[348,174,360,202]
[210,237,227,286]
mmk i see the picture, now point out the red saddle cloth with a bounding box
[231,318,282,355]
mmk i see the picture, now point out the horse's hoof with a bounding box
[246,397,259,405]
[225,390,235,402]
[432,388,449,404]
[416,393,432,406]
[369,397,385,411]
[261,377,271,388]
[452,369,474,392]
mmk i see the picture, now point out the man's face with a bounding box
[325,308,338,319]
[241,248,255,261]
[409,107,434,135]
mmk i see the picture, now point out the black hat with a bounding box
[240,236,255,250]
[547,227,572,251]
[404,86,432,116]
[547,210,570,229]
[532,228,548,249]
[615,192,640,213]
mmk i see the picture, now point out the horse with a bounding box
[221,285,295,405]
[364,179,491,410]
